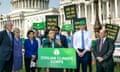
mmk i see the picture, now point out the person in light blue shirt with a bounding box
[73,20,92,72]
[66,31,72,48]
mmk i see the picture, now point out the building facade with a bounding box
[0,0,120,39]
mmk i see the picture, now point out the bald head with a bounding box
[99,29,107,38]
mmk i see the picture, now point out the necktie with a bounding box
[8,32,12,42]
[81,31,85,49]
[99,39,103,52]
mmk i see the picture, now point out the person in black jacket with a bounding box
[0,21,14,72]
[54,26,68,48]
[54,26,68,72]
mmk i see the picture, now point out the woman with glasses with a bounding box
[12,28,22,72]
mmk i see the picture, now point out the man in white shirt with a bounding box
[73,19,92,72]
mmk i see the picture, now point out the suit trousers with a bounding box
[96,61,114,72]
[0,56,13,72]
[87,51,92,72]
[75,49,89,72]
[24,57,36,72]
[49,68,63,72]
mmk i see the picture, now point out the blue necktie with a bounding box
[81,31,85,49]
[8,32,12,42]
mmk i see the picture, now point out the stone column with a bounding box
[18,0,19,9]
[41,0,43,9]
[78,4,81,18]
[24,0,26,8]
[85,4,87,18]
[91,2,94,24]
[28,0,29,8]
[106,1,109,18]
[22,0,23,8]
[98,0,102,23]
[38,0,41,9]
[43,0,44,9]
[31,0,33,8]
[115,0,118,18]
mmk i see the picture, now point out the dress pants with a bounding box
[24,57,36,72]
[0,56,13,72]
[96,61,114,72]
[87,51,92,72]
[49,68,63,72]
[75,49,89,72]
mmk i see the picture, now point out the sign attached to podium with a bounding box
[38,48,76,69]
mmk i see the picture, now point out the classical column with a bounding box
[99,0,102,23]
[17,1,18,9]
[28,0,29,8]
[22,0,23,8]
[41,0,43,9]
[35,0,37,8]
[106,1,109,18]
[31,0,33,8]
[18,0,19,9]
[85,4,87,18]
[78,4,81,18]
[24,0,25,8]
[38,0,40,9]
[115,0,118,18]
[43,0,44,9]
[25,0,26,8]
[44,0,46,8]
[91,2,94,24]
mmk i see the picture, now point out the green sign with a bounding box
[62,24,73,32]
[64,4,77,20]
[33,22,45,30]
[46,15,58,30]
[38,48,76,69]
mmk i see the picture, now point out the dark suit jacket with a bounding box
[55,34,68,48]
[93,38,114,67]
[0,30,14,61]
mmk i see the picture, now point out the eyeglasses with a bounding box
[16,32,20,33]
[54,29,58,31]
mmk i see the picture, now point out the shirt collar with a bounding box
[101,37,106,43]
[6,29,11,33]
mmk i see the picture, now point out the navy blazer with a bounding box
[55,34,68,48]
[0,30,14,60]
[24,38,38,58]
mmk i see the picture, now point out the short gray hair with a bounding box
[13,28,20,33]
[4,20,12,28]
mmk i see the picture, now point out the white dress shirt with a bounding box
[73,30,92,51]
[36,37,41,48]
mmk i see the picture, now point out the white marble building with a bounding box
[0,0,120,39]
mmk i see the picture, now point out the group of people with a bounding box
[0,20,115,72]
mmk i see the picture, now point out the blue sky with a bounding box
[0,0,59,14]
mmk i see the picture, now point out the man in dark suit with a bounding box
[54,26,68,72]
[54,26,68,48]
[93,29,114,72]
[0,21,14,72]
